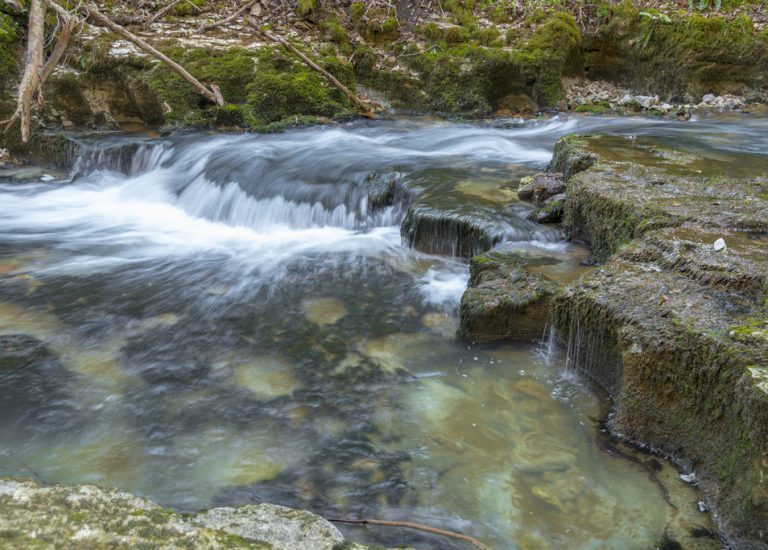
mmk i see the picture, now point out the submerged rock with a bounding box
[459,252,557,342]
[549,135,768,545]
[0,334,75,425]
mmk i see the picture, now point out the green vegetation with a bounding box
[512,12,581,105]
[0,12,19,88]
[145,45,354,129]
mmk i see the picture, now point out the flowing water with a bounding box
[1,115,766,549]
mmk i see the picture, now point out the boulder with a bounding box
[0,478,385,549]
[459,252,558,342]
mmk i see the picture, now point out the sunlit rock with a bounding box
[301,297,348,326]
[233,355,299,400]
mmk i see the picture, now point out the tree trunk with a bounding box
[16,0,46,143]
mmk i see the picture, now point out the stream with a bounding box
[2,115,767,549]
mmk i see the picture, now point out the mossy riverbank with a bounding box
[1,0,767,142]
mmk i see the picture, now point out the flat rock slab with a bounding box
[551,135,768,545]
[0,478,378,549]
[459,251,557,342]
[194,505,344,550]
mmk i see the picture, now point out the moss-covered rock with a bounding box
[585,8,768,100]
[0,478,387,549]
[511,12,582,106]
[459,252,558,342]
[550,136,768,544]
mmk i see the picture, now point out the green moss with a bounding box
[321,17,349,45]
[244,46,353,126]
[173,0,207,17]
[573,101,612,114]
[590,6,768,99]
[0,12,19,89]
[512,12,581,106]
[358,12,400,44]
[349,1,365,23]
[296,0,316,18]
[145,45,354,129]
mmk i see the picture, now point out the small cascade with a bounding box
[552,298,625,396]
[71,141,168,177]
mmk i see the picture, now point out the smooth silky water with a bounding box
[1,115,766,549]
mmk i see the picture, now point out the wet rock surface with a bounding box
[400,203,506,258]
[517,172,566,205]
[550,135,768,544]
[459,252,557,342]
[0,478,387,549]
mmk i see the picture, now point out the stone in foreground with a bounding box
[195,505,344,550]
[0,478,381,549]
[459,252,557,342]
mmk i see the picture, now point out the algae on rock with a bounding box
[459,252,558,342]
[549,135,768,545]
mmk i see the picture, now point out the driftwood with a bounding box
[198,0,257,33]
[248,18,377,117]
[1,0,45,142]
[328,517,492,550]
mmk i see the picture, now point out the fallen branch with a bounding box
[327,517,492,550]
[40,16,73,86]
[46,1,223,105]
[248,19,377,117]
[1,0,45,142]
[144,0,185,25]
[198,0,257,33]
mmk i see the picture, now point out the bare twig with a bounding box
[46,1,224,105]
[327,517,492,550]
[40,16,73,85]
[248,18,378,117]
[144,0,186,25]
[198,0,257,33]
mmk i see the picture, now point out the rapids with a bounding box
[2,115,765,548]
